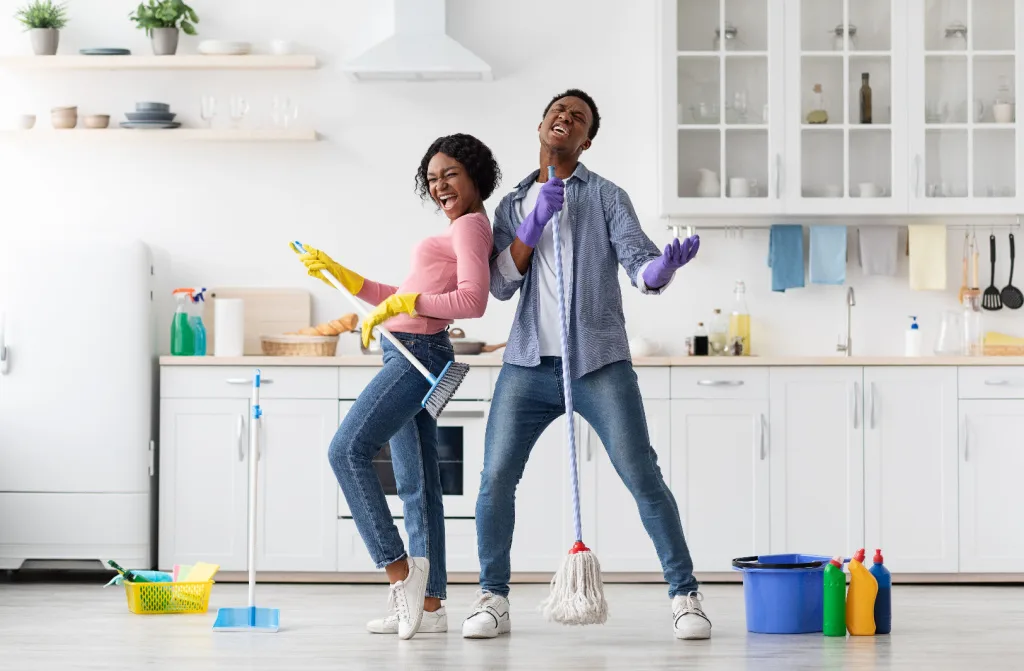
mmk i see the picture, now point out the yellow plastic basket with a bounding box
[123,580,213,614]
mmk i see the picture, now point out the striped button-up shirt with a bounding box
[490,162,670,378]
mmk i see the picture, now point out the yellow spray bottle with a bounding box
[846,548,878,635]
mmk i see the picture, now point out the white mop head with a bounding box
[540,542,608,625]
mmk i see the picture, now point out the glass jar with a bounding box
[832,24,857,51]
[709,308,729,355]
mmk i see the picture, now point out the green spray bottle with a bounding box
[823,556,846,636]
[170,288,196,356]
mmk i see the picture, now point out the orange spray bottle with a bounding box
[845,548,878,635]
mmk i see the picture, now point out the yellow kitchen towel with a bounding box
[908,225,947,290]
[180,562,220,582]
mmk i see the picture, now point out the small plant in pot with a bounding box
[129,0,198,56]
[15,0,69,56]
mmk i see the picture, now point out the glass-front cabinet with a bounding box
[658,0,1024,216]
[784,0,909,214]
[659,0,786,215]
[907,0,1021,214]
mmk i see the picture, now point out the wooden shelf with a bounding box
[2,128,319,142]
[0,54,317,70]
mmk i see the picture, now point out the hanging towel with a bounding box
[809,226,848,285]
[858,227,899,276]
[767,224,805,292]
[908,224,948,290]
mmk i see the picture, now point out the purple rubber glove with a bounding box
[515,176,565,247]
[642,235,700,288]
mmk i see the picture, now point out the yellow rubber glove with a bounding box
[289,242,365,295]
[361,293,420,348]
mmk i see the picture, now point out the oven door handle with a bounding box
[438,410,486,418]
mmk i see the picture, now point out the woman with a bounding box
[293,134,500,640]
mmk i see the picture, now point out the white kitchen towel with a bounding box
[908,225,948,291]
[858,227,899,276]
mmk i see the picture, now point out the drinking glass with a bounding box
[272,96,299,129]
[200,96,216,128]
[732,90,748,123]
[229,97,249,129]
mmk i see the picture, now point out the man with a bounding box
[462,89,709,641]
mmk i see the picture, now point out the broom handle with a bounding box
[548,166,583,544]
[292,242,435,383]
[248,370,261,610]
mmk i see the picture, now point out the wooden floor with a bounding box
[1,580,1022,670]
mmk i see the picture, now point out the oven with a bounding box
[337,400,487,519]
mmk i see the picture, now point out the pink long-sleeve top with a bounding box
[356,212,493,335]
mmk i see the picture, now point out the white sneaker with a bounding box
[462,591,512,639]
[672,591,712,640]
[387,556,430,640]
[367,606,448,634]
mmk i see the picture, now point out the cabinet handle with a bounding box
[439,410,486,419]
[775,153,782,198]
[759,414,768,460]
[869,382,876,429]
[984,379,1010,386]
[226,378,274,385]
[852,382,860,429]
[914,154,922,198]
[586,419,593,462]
[0,312,8,375]
[962,417,969,461]
[257,417,264,461]
[697,380,744,387]
[236,415,245,461]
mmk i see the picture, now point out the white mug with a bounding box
[729,177,750,198]
[859,182,883,198]
[994,102,1014,123]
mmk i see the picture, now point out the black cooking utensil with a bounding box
[1001,233,1023,310]
[983,234,1003,311]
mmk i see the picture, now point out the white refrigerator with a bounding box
[0,238,154,570]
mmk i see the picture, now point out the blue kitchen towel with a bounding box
[767,224,805,292]
[809,225,848,285]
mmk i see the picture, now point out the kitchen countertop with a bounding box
[159,355,1024,367]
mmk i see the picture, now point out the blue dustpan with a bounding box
[213,370,280,633]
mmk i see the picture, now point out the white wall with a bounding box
[1,0,1020,357]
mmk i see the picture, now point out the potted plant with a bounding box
[129,0,198,56]
[15,0,68,56]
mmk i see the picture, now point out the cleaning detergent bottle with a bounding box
[170,288,196,356]
[869,549,892,634]
[846,548,878,636]
[823,556,847,636]
[905,316,923,356]
[190,288,208,356]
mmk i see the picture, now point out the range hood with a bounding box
[344,0,493,82]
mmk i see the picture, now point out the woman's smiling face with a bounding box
[427,152,481,221]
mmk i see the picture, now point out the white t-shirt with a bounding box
[519,180,572,357]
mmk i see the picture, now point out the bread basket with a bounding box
[260,334,338,357]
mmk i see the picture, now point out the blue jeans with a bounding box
[328,331,454,600]
[476,358,699,598]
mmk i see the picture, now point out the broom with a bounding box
[537,166,608,626]
[291,241,469,419]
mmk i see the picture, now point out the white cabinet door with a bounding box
[658,0,787,216]
[669,399,770,572]
[863,368,958,573]
[256,399,339,572]
[337,518,479,574]
[511,416,578,571]
[769,368,864,555]
[158,399,249,571]
[959,400,1024,572]
[581,400,673,573]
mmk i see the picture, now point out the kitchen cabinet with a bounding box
[769,368,865,555]
[256,399,338,572]
[337,518,479,573]
[582,401,673,573]
[158,399,250,571]
[670,399,770,573]
[959,400,1024,572]
[863,368,959,573]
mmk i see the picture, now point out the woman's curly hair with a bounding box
[415,133,501,204]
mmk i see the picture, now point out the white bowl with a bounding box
[198,40,252,55]
[270,39,296,55]
[17,114,36,130]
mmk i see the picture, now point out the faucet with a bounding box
[837,287,856,356]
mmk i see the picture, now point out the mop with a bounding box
[213,369,280,632]
[292,241,469,420]
[538,166,609,626]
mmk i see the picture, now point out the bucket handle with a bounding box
[731,555,827,569]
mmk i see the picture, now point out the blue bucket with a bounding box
[732,554,846,634]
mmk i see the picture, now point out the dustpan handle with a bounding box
[248,370,262,610]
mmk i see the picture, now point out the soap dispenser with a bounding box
[905,316,923,357]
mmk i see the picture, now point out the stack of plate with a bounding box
[120,102,180,130]
[198,40,252,56]
[80,48,131,56]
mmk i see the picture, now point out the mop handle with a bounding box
[292,241,435,383]
[548,166,583,543]
[248,369,261,610]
